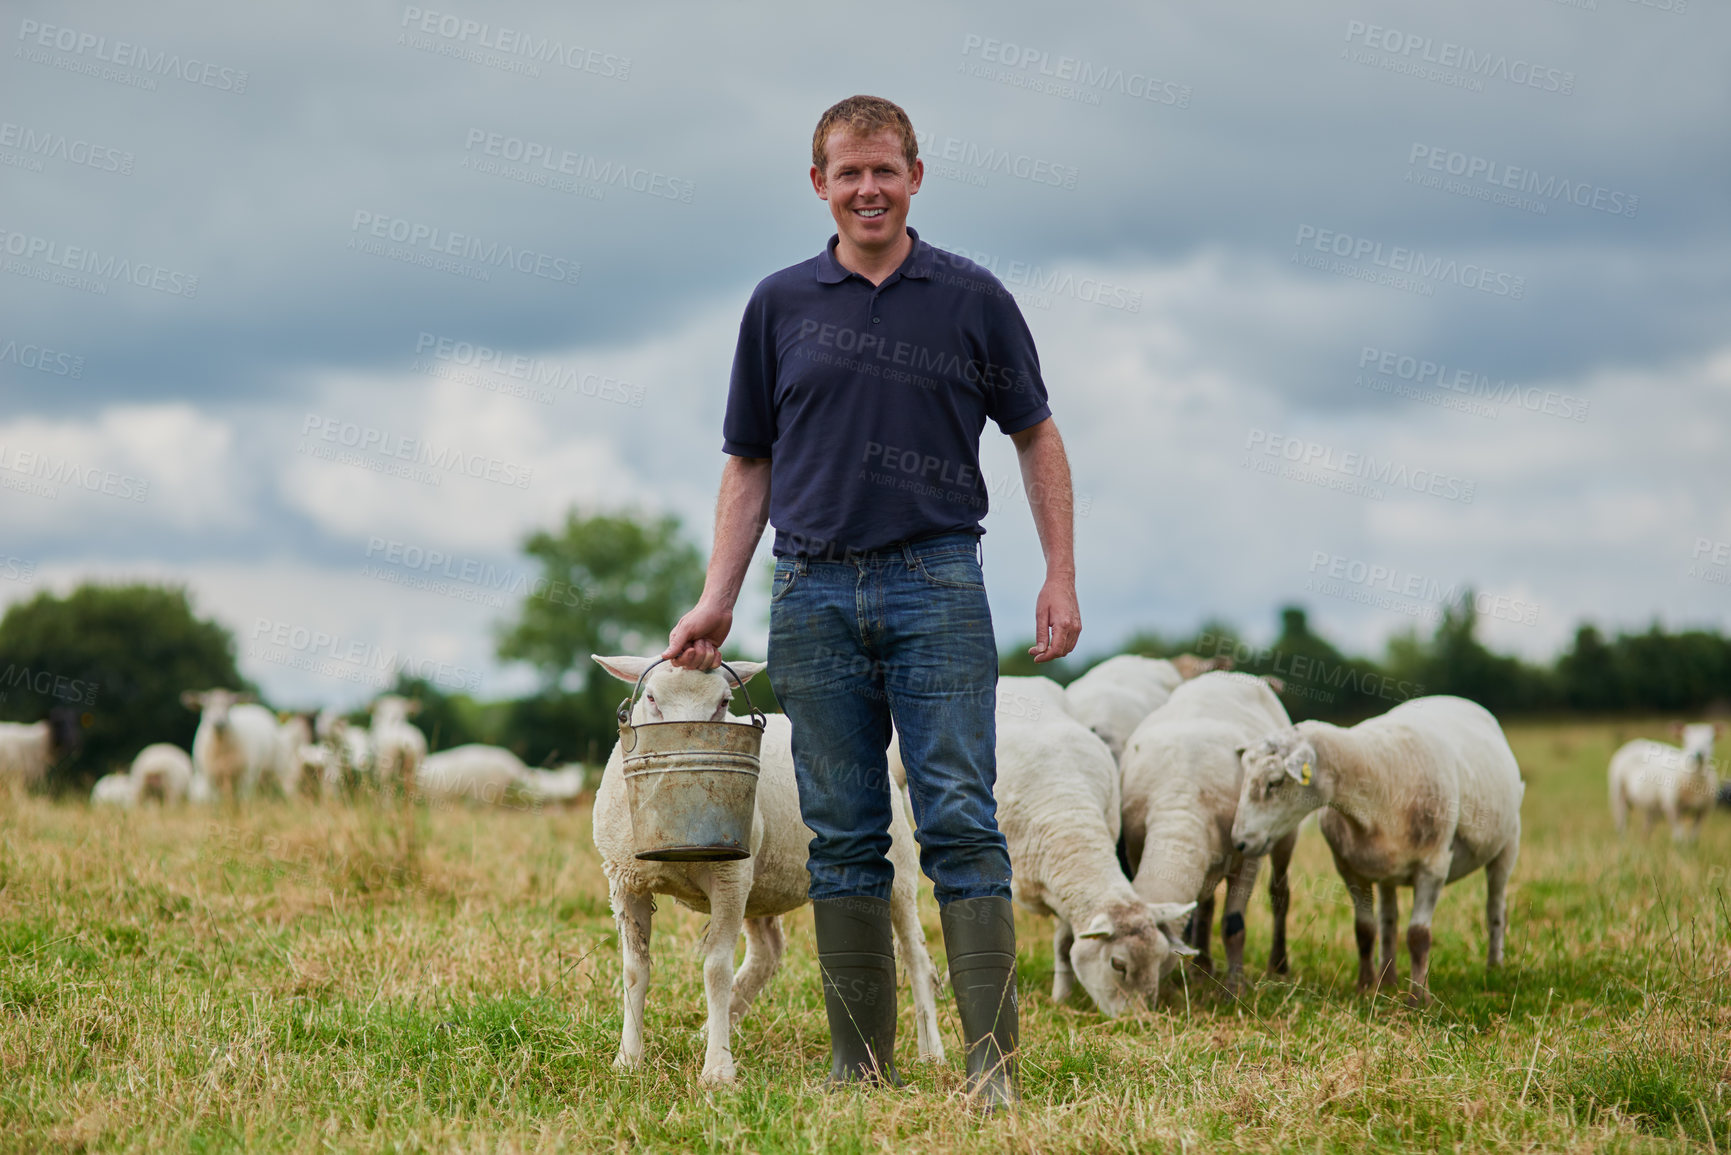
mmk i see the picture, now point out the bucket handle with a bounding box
[615,656,768,731]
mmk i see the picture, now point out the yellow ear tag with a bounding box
[1300,761,1312,786]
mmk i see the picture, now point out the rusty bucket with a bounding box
[617,658,767,862]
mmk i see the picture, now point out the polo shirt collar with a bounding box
[816,227,933,285]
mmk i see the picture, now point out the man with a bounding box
[663,95,1080,1107]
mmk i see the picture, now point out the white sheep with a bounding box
[0,710,80,796]
[131,743,194,804]
[1609,723,1720,842]
[370,695,427,795]
[1065,655,1184,760]
[273,713,323,797]
[1119,672,1297,993]
[417,744,586,807]
[1231,695,1524,1004]
[316,709,374,788]
[992,689,1197,1016]
[90,772,139,807]
[182,689,283,802]
[592,655,944,1086]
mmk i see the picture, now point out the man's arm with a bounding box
[663,455,772,670]
[1009,417,1081,662]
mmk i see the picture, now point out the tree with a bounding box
[497,509,705,688]
[496,508,714,763]
[0,583,248,790]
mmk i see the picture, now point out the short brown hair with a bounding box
[811,95,918,175]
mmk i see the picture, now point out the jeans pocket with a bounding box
[770,559,802,602]
[914,550,985,591]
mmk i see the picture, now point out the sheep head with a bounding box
[1069,900,1198,1016]
[592,656,767,725]
[1232,728,1324,856]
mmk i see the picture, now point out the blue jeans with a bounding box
[767,532,1012,907]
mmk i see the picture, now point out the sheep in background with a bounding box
[1065,655,1184,760]
[1610,723,1720,842]
[183,690,283,803]
[417,744,586,807]
[0,708,81,796]
[1119,672,1297,992]
[91,772,138,807]
[316,709,373,791]
[273,712,322,797]
[592,655,944,1087]
[1232,696,1523,1005]
[993,687,1197,1016]
[370,695,427,795]
[132,743,194,804]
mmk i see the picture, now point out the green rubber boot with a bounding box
[813,896,902,1088]
[940,896,1020,1110]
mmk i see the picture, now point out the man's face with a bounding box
[810,127,922,254]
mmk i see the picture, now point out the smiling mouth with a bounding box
[854,207,886,219]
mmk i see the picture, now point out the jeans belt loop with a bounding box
[900,539,918,571]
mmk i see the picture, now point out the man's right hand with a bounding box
[663,600,734,670]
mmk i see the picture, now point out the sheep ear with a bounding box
[1162,929,1199,958]
[720,660,766,688]
[591,655,659,684]
[1287,756,1313,785]
[1147,900,1196,927]
[1077,912,1115,940]
[1233,744,1248,759]
[1260,675,1285,694]
[180,690,204,709]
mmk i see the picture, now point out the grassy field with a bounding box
[2,719,1728,1154]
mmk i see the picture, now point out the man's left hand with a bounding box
[1028,574,1081,662]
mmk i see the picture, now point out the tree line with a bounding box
[4,509,1728,789]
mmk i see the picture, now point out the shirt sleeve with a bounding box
[721,287,776,457]
[980,283,1052,435]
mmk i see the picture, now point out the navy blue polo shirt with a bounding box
[723,228,1052,559]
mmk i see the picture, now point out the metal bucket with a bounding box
[616,658,767,862]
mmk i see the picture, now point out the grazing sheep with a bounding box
[274,713,322,797]
[1065,655,1184,760]
[993,691,1196,1016]
[592,655,944,1087]
[1231,696,1523,1005]
[316,709,373,788]
[131,743,194,804]
[182,690,283,802]
[1609,723,1720,842]
[91,772,137,806]
[0,708,81,795]
[1119,672,1298,993]
[370,695,427,795]
[417,744,586,807]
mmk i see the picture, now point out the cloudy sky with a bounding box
[3,0,1727,708]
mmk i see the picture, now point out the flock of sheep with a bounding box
[0,652,1721,1089]
[0,689,583,809]
[587,652,1722,1086]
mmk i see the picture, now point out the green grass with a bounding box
[1,718,1727,1152]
